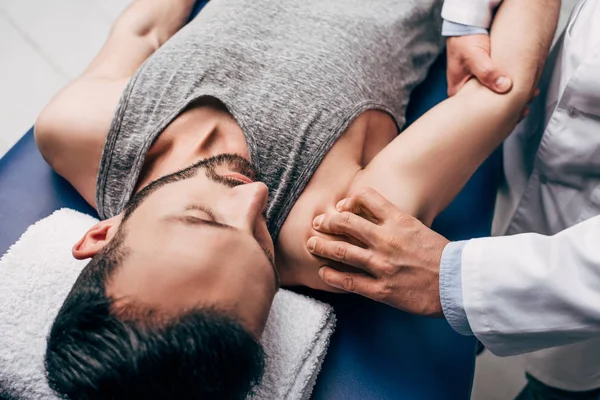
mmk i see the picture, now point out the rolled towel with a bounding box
[0,209,335,400]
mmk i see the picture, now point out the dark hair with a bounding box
[0,376,22,400]
[45,224,265,400]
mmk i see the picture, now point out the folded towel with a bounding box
[0,209,335,400]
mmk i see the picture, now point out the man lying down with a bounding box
[35,0,547,398]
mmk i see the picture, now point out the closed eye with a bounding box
[184,204,218,221]
[164,214,234,230]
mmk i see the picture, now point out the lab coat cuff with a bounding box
[442,20,488,37]
[440,240,474,336]
[442,0,495,28]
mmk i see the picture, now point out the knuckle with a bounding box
[393,209,412,223]
[342,276,355,292]
[360,251,376,268]
[364,224,377,240]
[376,281,393,302]
[391,212,405,224]
[384,232,403,250]
[389,234,403,248]
[338,212,352,227]
[478,64,495,80]
[378,259,397,276]
[334,244,347,261]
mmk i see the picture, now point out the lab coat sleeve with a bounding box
[442,0,502,28]
[462,215,600,356]
[440,240,474,335]
[442,20,488,36]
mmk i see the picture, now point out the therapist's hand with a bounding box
[307,188,449,317]
[447,34,512,96]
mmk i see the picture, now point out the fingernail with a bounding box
[318,267,325,279]
[495,76,510,91]
[307,237,317,252]
[336,199,346,211]
[313,214,324,228]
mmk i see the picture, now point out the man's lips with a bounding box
[223,173,254,184]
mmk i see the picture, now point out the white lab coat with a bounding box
[445,0,600,391]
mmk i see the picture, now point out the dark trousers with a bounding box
[516,374,600,400]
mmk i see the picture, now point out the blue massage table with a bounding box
[0,2,501,398]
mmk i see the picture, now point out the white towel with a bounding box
[0,209,335,400]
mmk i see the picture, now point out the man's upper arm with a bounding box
[84,0,196,79]
[352,0,558,224]
[35,0,175,205]
[35,0,196,207]
[83,2,163,79]
[34,1,154,206]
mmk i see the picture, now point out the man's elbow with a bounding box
[458,78,531,122]
[34,107,65,173]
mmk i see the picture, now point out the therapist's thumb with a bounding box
[467,51,512,94]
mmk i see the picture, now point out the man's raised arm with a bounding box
[83,0,197,79]
[354,0,560,225]
[35,0,197,207]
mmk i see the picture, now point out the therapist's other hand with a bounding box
[447,34,512,96]
[307,188,449,317]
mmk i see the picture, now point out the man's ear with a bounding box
[73,215,122,260]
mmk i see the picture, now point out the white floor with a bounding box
[0,0,133,158]
[0,1,578,399]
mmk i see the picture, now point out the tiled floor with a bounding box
[0,1,580,399]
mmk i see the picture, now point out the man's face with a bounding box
[106,154,278,336]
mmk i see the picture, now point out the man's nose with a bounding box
[228,182,269,228]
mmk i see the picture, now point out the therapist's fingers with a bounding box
[466,51,512,94]
[307,236,376,274]
[335,187,398,223]
[318,267,379,297]
[312,211,376,245]
[446,35,512,96]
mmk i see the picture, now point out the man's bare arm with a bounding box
[353,0,559,225]
[35,0,196,208]
[83,0,196,79]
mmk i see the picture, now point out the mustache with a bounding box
[123,154,260,220]
[200,154,259,188]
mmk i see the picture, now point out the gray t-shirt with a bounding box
[96,0,443,238]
